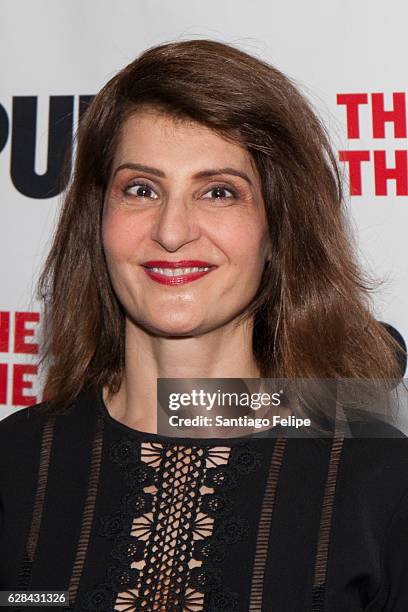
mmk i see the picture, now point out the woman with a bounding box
[0,39,407,611]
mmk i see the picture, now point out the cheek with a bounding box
[102,210,140,262]
[226,222,268,269]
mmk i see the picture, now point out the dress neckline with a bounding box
[96,386,262,445]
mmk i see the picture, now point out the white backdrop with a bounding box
[1,0,407,418]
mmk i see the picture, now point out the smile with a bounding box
[142,262,216,285]
[148,266,211,276]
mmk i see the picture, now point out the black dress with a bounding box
[1,387,408,611]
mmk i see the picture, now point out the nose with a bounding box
[150,193,201,252]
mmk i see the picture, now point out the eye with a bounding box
[124,182,159,200]
[202,185,238,200]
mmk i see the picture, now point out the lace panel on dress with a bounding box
[85,439,262,612]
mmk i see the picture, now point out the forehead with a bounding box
[113,107,256,174]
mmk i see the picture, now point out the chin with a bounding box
[136,311,207,337]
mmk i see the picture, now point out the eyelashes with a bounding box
[122,181,240,202]
[202,185,239,200]
[124,182,159,200]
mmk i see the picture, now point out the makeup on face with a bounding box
[102,109,271,338]
[141,259,218,285]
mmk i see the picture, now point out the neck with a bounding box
[103,315,260,433]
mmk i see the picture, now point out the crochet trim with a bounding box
[67,414,105,607]
[16,415,56,593]
[312,435,345,611]
[83,438,263,611]
[248,437,287,611]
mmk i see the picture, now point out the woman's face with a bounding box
[103,106,271,337]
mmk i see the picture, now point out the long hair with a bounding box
[37,39,406,411]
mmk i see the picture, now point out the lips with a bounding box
[142,260,217,285]
[143,260,215,268]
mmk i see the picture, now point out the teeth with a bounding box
[149,266,211,276]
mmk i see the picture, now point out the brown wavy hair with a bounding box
[38,39,406,411]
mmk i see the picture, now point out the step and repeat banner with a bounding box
[1,1,407,418]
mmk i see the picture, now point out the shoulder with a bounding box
[0,402,52,497]
[0,401,50,449]
[0,388,101,472]
[341,435,408,480]
[339,405,408,490]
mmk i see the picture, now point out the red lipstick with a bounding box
[142,260,217,285]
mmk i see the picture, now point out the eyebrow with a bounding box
[112,163,253,186]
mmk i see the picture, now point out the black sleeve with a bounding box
[380,487,408,610]
[0,406,45,589]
